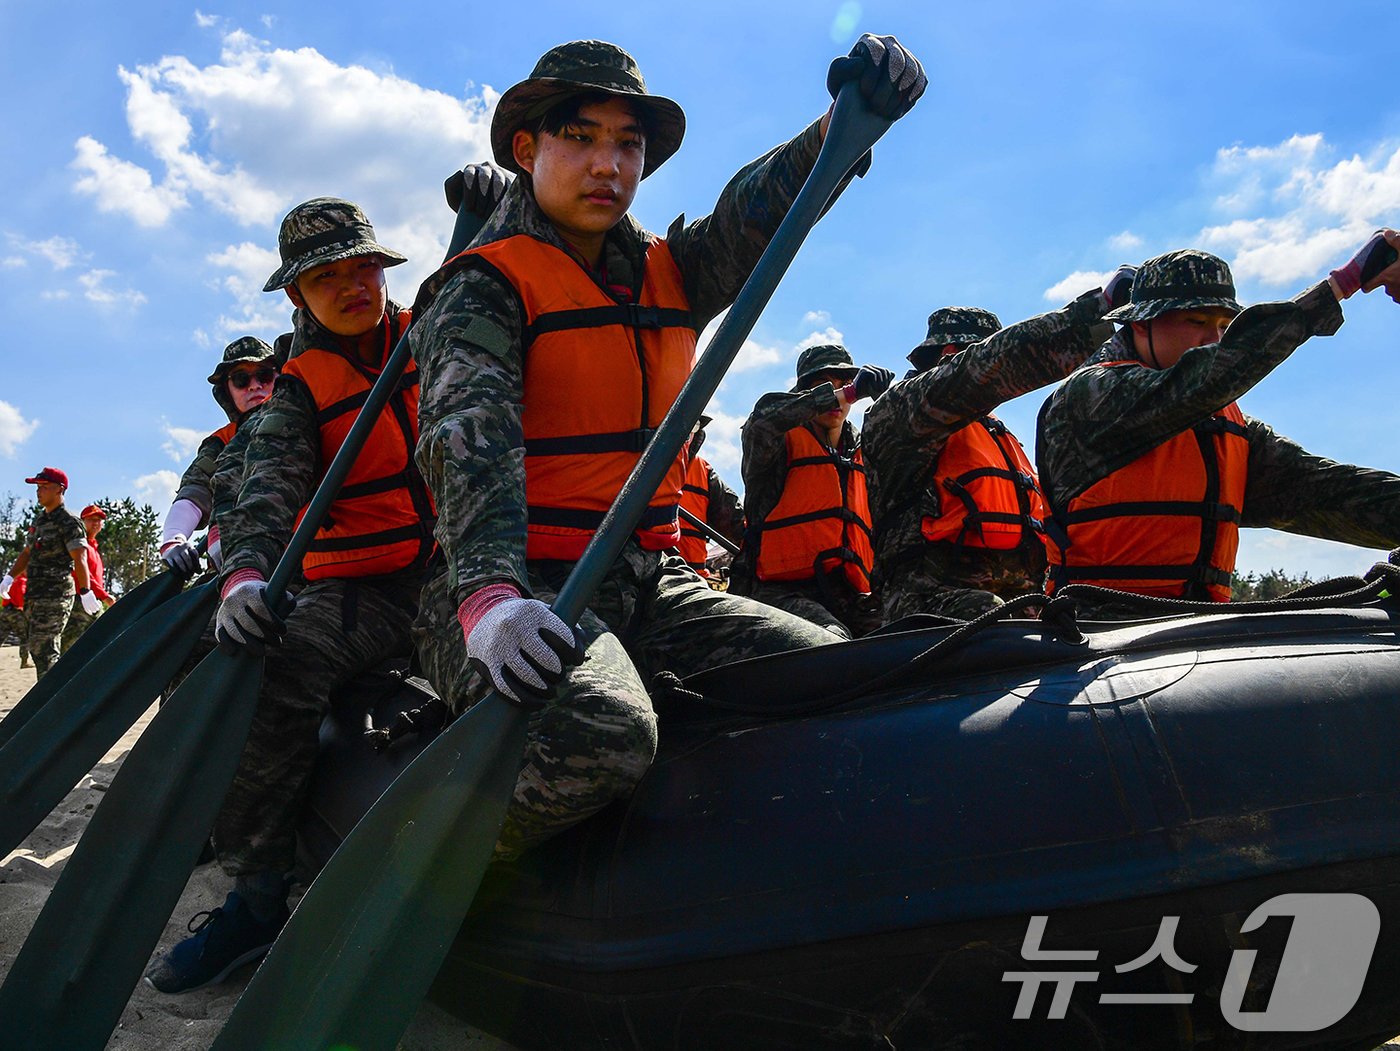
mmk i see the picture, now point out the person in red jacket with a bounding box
[0,573,28,668]
[60,503,115,652]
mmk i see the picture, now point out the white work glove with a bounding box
[215,571,295,656]
[459,586,580,706]
[160,537,202,578]
[78,588,102,616]
[0,575,12,601]
[206,525,223,570]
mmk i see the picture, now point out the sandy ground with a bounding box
[0,642,514,1051]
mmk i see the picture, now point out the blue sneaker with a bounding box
[144,892,288,993]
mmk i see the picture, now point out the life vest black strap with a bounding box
[1194,416,1248,439]
[528,503,679,531]
[760,506,873,537]
[316,371,420,429]
[1062,500,1242,526]
[525,429,659,456]
[786,454,866,474]
[337,470,415,501]
[682,483,709,497]
[525,304,694,348]
[309,521,432,553]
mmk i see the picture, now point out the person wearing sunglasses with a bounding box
[158,336,282,577]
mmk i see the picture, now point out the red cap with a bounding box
[80,504,106,520]
[24,467,68,489]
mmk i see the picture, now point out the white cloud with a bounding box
[1043,269,1114,302]
[132,469,180,510]
[40,289,71,301]
[6,234,83,270]
[1197,134,1400,287]
[1,258,23,269]
[161,423,207,462]
[78,269,147,307]
[1235,529,1390,582]
[1108,230,1144,253]
[0,402,39,458]
[75,26,498,319]
[697,403,744,477]
[796,325,844,351]
[697,313,847,378]
[801,309,832,328]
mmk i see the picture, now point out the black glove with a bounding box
[852,365,896,401]
[1099,264,1138,313]
[443,162,512,219]
[827,33,926,120]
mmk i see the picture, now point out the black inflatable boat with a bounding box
[301,595,1400,1050]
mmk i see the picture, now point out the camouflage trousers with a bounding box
[746,574,883,639]
[0,605,28,664]
[414,544,836,861]
[60,599,94,653]
[214,570,420,878]
[881,544,1045,623]
[26,584,74,679]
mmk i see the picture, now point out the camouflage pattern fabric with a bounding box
[209,413,260,532]
[700,462,745,549]
[263,197,406,292]
[414,545,834,860]
[22,504,85,598]
[174,431,230,524]
[0,604,28,664]
[862,293,1109,611]
[219,303,410,580]
[60,601,94,652]
[411,116,836,601]
[745,576,882,639]
[25,595,72,678]
[214,570,420,876]
[733,383,860,591]
[1039,282,1400,618]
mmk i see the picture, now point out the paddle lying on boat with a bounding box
[210,81,898,1051]
[0,196,492,1051]
[0,544,203,750]
[0,578,218,858]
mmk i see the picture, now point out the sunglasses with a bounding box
[228,367,278,389]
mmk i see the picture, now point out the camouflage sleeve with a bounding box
[1040,281,1345,503]
[172,432,226,523]
[209,424,255,529]
[218,377,321,579]
[61,512,86,555]
[741,386,839,490]
[1240,416,1400,551]
[411,265,530,603]
[705,463,746,545]
[666,119,831,331]
[864,293,1109,503]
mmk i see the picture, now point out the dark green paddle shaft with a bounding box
[0,580,218,857]
[678,505,741,556]
[212,84,894,1051]
[0,567,184,749]
[0,199,492,1050]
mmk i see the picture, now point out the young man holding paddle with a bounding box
[410,36,924,861]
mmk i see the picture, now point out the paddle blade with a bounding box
[212,696,527,1051]
[0,648,263,1051]
[0,569,186,749]
[0,580,219,858]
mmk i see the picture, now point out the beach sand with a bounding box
[0,642,513,1050]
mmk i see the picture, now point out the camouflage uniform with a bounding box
[0,593,27,666]
[215,199,423,878]
[21,504,85,677]
[411,96,841,859]
[863,298,1110,621]
[1038,256,1400,620]
[734,356,877,639]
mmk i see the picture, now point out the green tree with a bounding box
[94,497,159,596]
[1230,567,1315,601]
[0,491,36,574]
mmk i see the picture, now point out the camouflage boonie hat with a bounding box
[793,344,858,390]
[206,336,278,384]
[263,197,407,292]
[491,40,686,179]
[909,306,1002,364]
[1104,249,1243,323]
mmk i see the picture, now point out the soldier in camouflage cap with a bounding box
[863,283,1121,623]
[736,344,891,637]
[262,197,406,293]
[408,34,924,864]
[1038,231,1400,619]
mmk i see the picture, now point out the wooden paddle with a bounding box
[211,82,896,1051]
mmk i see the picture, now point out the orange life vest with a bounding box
[922,415,1046,551]
[1043,362,1249,602]
[280,309,436,580]
[754,425,874,594]
[461,235,696,561]
[678,453,712,574]
[212,421,238,446]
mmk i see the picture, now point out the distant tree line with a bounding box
[0,492,159,596]
[1229,568,1314,601]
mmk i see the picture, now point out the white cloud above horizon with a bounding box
[161,422,207,462]
[132,469,180,510]
[0,402,40,458]
[1043,269,1114,303]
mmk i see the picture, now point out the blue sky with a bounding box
[1,1,1398,578]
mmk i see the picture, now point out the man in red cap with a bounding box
[60,503,115,651]
[1,468,96,677]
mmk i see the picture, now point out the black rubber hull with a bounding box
[303,605,1400,1050]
